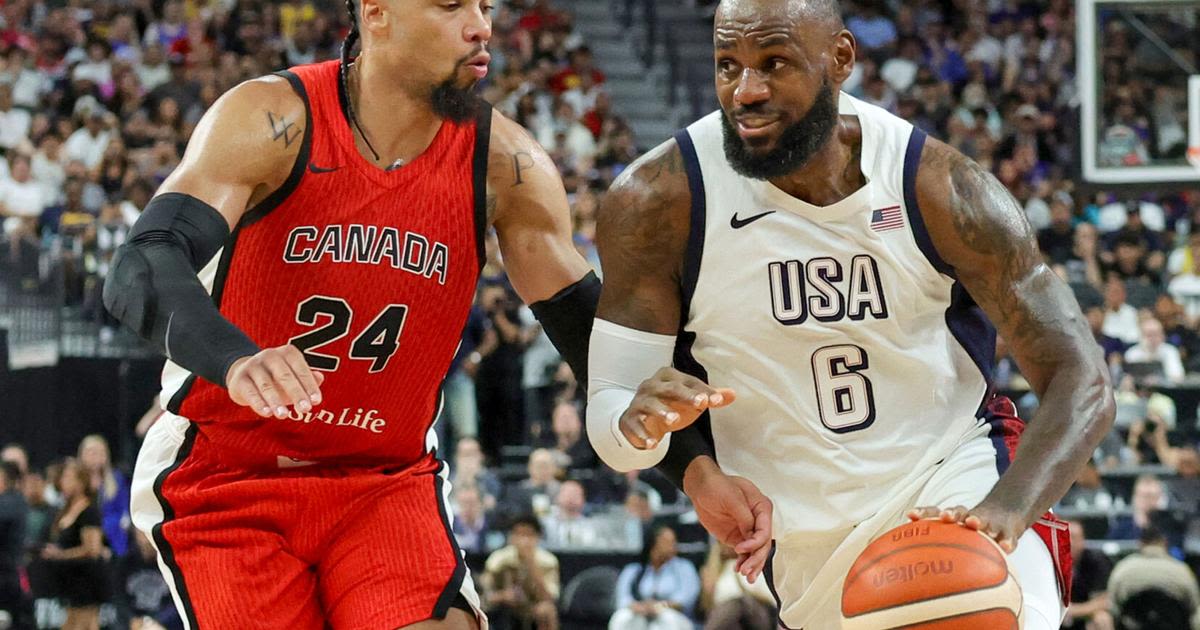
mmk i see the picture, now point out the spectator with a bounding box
[0,462,26,625]
[541,479,594,549]
[476,279,526,460]
[0,84,30,153]
[1123,317,1185,385]
[1107,526,1200,630]
[442,303,495,443]
[63,106,113,171]
[0,446,28,478]
[699,542,776,630]
[610,525,700,630]
[1085,304,1126,367]
[0,154,46,240]
[453,486,493,557]
[549,45,604,95]
[1061,459,1114,509]
[1064,520,1114,630]
[1037,192,1077,265]
[115,530,182,630]
[547,400,596,472]
[520,305,563,443]
[451,437,502,511]
[502,449,561,520]
[40,459,110,630]
[1066,222,1105,292]
[1101,276,1141,345]
[846,4,898,52]
[1108,475,1168,545]
[78,435,131,557]
[1167,231,1200,322]
[482,515,560,630]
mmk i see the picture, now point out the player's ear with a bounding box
[359,0,388,34]
[830,29,856,85]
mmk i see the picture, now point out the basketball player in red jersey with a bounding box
[103,1,606,629]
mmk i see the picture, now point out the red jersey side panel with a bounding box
[166,61,488,470]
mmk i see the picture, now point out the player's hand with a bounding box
[619,367,736,449]
[226,345,326,419]
[684,458,773,583]
[906,503,1026,553]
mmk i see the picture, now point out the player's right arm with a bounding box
[103,76,322,419]
[589,139,771,581]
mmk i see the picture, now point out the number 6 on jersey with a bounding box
[812,344,876,433]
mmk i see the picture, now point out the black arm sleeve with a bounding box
[529,270,601,385]
[102,193,260,387]
[657,422,717,489]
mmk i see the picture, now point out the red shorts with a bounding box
[130,412,482,630]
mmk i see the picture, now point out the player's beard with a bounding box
[429,53,483,123]
[721,79,838,180]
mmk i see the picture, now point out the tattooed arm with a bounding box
[488,110,597,381]
[488,110,593,302]
[907,138,1116,550]
[157,75,304,228]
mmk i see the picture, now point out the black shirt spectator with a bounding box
[0,462,27,619]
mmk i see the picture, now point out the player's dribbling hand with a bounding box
[684,457,773,584]
[906,503,1025,553]
[619,367,736,449]
[226,345,326,419]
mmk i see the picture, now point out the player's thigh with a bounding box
[158,520,324,630]
[1010,528,1065,630]
[318,468,482,630]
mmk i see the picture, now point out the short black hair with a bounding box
[0,461,21,488]
[1139,523,1167,546]
[509,514,543,536]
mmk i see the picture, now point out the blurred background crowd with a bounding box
[2,0,1200,629]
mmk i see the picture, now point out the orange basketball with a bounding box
[841,520,1023,629]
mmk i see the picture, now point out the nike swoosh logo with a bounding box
[308,163,340,174]
[730,210,776,229]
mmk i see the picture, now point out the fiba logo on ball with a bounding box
[842,521,1023,629]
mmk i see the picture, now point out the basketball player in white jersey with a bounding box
[585,0,1115,628]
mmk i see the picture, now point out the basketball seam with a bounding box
[891,606,1018,629]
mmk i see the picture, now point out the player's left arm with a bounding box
[488,110,599,382]
[907,137,1116,551]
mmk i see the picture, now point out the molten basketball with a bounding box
[841,520,1023,629]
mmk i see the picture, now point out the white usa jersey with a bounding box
[674,94,996,539]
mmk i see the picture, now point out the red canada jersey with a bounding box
[161,60,489,471]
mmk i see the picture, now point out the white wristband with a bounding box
[586,318,678,472]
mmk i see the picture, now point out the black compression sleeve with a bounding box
[529,270,601,385]
[657,423,717,489]
[103,193,260,387]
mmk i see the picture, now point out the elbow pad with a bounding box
[586,318,676,472]
[103,193,259,387]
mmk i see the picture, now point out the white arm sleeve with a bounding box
[586,318,677,472]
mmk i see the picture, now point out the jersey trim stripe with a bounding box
[150,423,200,630]
[430,459,468,619]
[901,127,997,416]
[471,103,492,271]
[661,130,718,479]
[763,543,800,630]
[901,128,953,278]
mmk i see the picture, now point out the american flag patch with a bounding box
[870,205,904,232]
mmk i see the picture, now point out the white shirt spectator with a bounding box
[136,62,171,93]
[0,106,31,151]
[64,127,112,170]
[73,59,113,87]
[0,175,46,234]
[879,57,918,94]
[31,150,66,206]
[1125,343,1186,384]
[1103,304,1141,346]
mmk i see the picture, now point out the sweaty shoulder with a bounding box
[159,75,308,226]
[485,109,563,224]
[593,138,693,332]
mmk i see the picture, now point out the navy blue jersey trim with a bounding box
[901,128,953,278]
[471,103,492,272]
[762,542,799,630]
[657,130,717,486]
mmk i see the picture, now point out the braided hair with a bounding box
[340,0,381,161]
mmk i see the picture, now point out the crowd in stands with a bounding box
[4,0,1200,628]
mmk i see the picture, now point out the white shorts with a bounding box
[764,431,1066,629]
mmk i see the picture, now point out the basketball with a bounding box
[841,520,1023,629]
